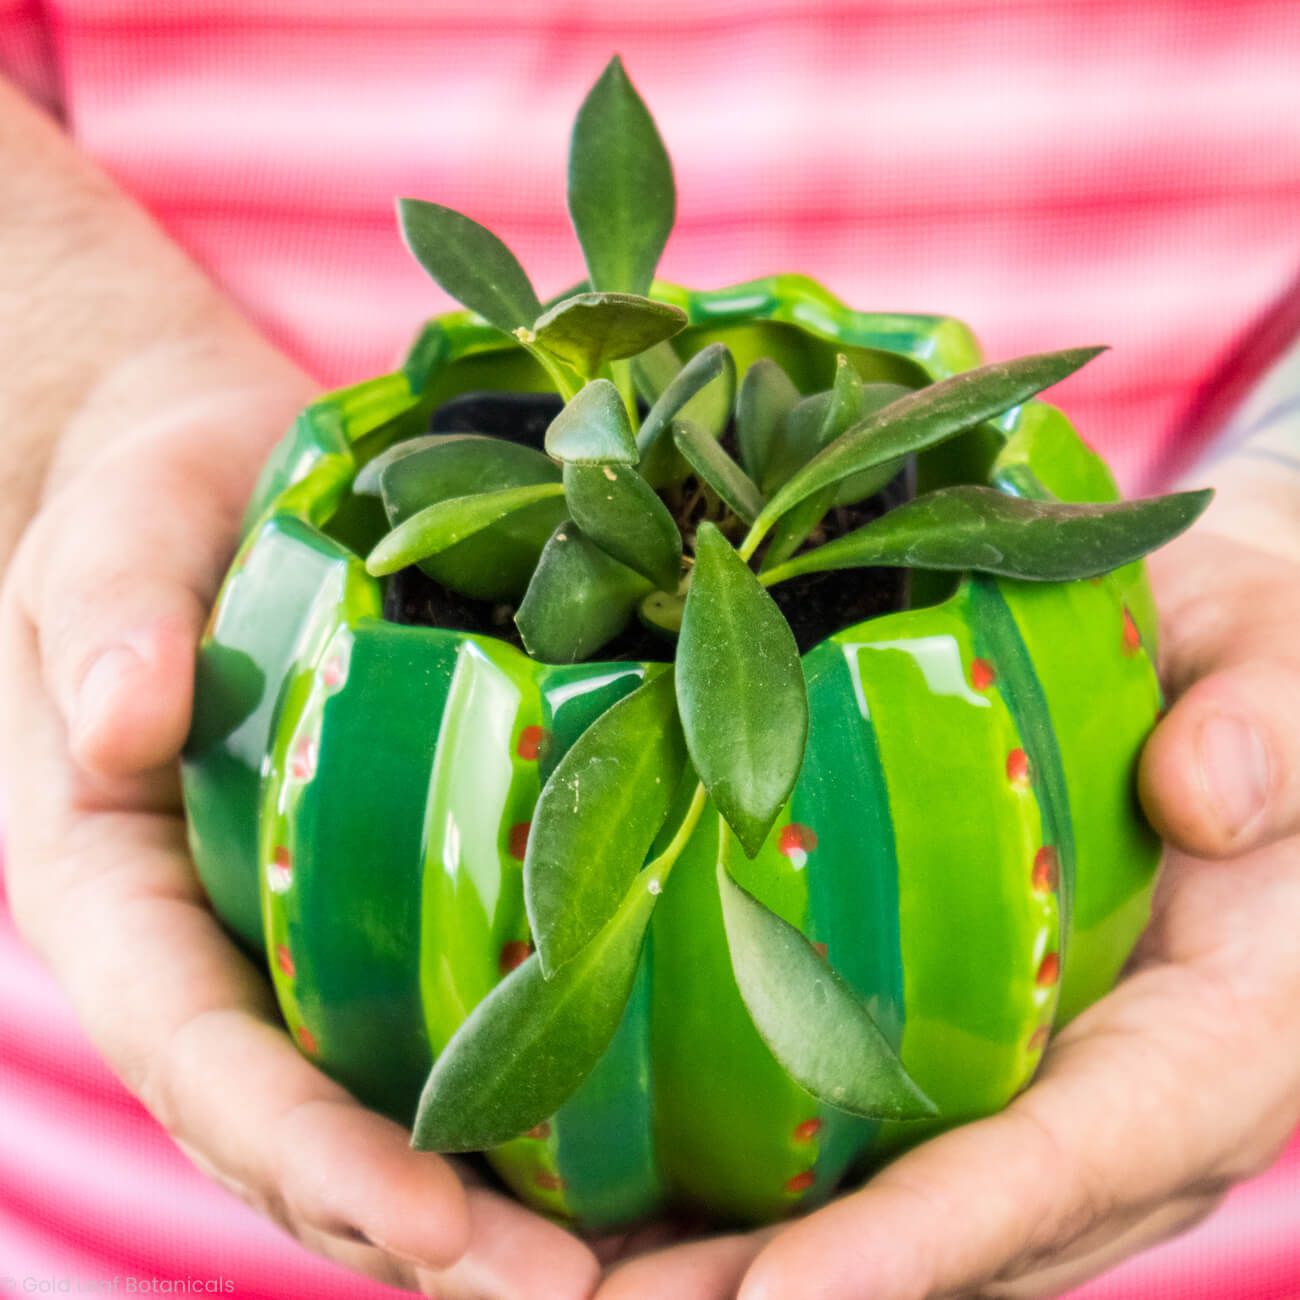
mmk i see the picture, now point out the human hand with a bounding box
[0,375,600,1300]
[594,523,1300,1300]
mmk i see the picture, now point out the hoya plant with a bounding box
[346,56,1210,1153]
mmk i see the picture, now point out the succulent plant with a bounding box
[344,56,1211,1154]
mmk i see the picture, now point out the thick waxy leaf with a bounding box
[716,832,937,1121]
[737,358,802,493]
[636,342,735,465]
[516,521,654,662]
[367,483,565,576]
[412,865,660,1151]
[563,461,682,591]
[763,485,1214,585]
[831,382,914,506]
[568,55,675,296]
[544,380,638,465]
[672,419,763,525]
[354,434,443,496]
[677,523,807,856]
[757,347,1106,535]
[533,292,687,376]
[526,670,686,976]
[375,435,564,600]
[631,339,684,405]
[762,357,867,568]
[398,198,542,333]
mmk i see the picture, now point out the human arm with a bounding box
[0,77,599,1299]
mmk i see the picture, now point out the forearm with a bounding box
[0,78,316,573]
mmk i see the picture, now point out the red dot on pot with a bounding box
[1032,846,1058,893]
[1036,951,1060,987]
[1006,748,1031,789]
[778,823,818,854]
[793,1118,822,1143]
[526,1122,551,1140]
[507,822,531,860]
[322,655,345,688]
[784,1171,816,1195]
[290,734,318,782]
[1027,1025,1050,1052]
[970,657,996,691]
[499,940,532,975]
[275,945,295,979]
[267,846,293,895]
[296,1024,318,1055]
[811,942,829,961]
[516,726,550,761]
[1122,607,1141,656]
[534,1171,566,1192]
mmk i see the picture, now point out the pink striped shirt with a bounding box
[3,2,1300,1294]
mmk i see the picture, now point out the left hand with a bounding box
[594,523,1300,1300]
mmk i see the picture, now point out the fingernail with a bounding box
[73,645,143,744]
[1201,715,1270,839]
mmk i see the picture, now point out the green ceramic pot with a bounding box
[181,275,1162,1232]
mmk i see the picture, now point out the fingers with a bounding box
[1140,657,1300,857]
[729,947,1296,1300]
[1141,535,1300,858]
[12,383,308,779]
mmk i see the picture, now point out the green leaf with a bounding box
[715,829,937,1121]
[757,346,1106,536]
[568,55,675,297]
[516,521,654,662]
[366,482,565,577]
[375,435,564,600]
[354,434,443,497]
[737,358,802,493]
[830,382,914,506]
[412,863,660,1152]
[533,292,686,377]
[671,419,764,526]
[637,342,737,486]
[563,461,682,591]
[762,356,867,568]
[525,670,686,977]
[763,485,1214,585]
[544,380,638,465]
[631,339,683,405]
[677,523,807,856]
[398,198,542,333]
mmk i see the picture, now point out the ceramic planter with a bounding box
[182,275,1162,1231]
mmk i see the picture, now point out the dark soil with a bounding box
[381,390,910,658]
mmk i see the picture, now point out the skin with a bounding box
[4,72,1300,1300]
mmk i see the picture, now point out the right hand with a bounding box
[0,377,601,1300]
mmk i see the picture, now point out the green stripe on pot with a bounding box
[415,638,568,1214]
[990,576,1162,1025]
[183,512,375,952]
[650,805,819,1223]
[534,662,665,1228]
[262,618,454,1122]
[844,585,1053,1132]
[969,576,1075,981]
[791,636,905,1195]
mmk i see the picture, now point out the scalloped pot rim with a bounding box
[185,274,1163,1232]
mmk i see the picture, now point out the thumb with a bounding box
[1139,656,1300,858]
[15,393,305,778]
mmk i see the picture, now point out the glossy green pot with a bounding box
[181,276,1162,1231]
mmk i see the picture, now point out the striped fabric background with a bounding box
[3,1,1300,1294]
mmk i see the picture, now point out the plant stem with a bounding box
[644,781,709,891]
[611,358,639,431]
[736,513,772,564]
[523,341,580,402]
